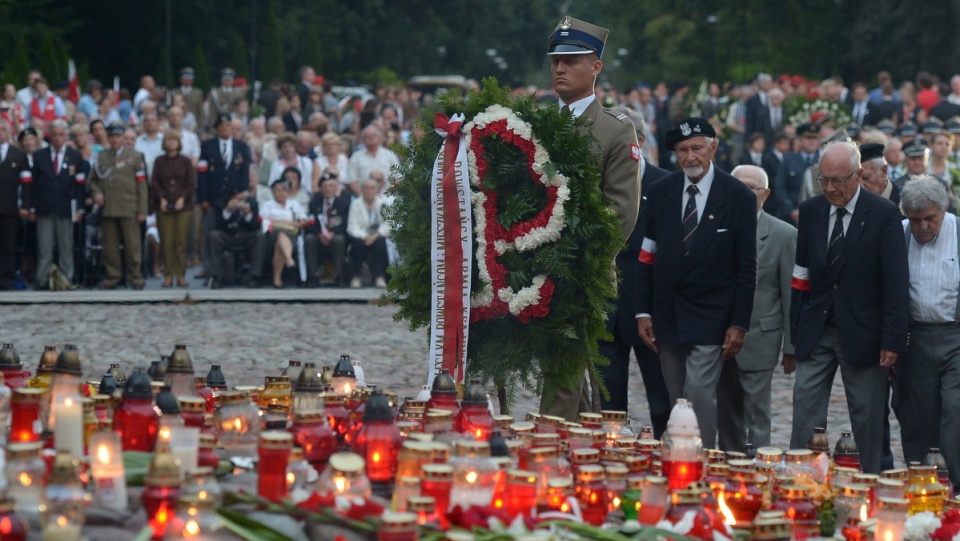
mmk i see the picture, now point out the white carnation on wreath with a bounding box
[905,511,941,541]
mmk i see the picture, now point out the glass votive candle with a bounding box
[420,464,453,527]
[500,469,538,521]
[449,441,497,510]
[771,484,818,537]
[638,475,668,525]
[874,497,908,541]
[181,466,224,506]
[605,464,628,514]
[214,390,260,459]
[4,442,45,521]
[568,428,595,451]
[317,452,372,498]
[577,412,603,430]
[378,511,419,541]
[877,479,905,501]
[257,431,293,502]
[408,496,437,527]
[392,476,421,512]
[836,484,871,526]
[545,477,574,513]
[10,388,44,443]
[575,464,608,526]
[396,441,433,479]
[88,429,128,511]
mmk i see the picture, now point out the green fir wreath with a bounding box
[384,79,623,410]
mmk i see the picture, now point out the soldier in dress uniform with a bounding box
[0,119,31,290]
[172,67,205,136]
[88,123,148,290]
[540,15,642,421]
[205,68,242,134]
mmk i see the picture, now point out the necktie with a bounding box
[221,141,228,164]
[683,184,700,256]
[52,149,59,173]
[561,104,571,116]
[828,208,846,268]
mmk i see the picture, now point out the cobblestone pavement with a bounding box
[2,302,900,460]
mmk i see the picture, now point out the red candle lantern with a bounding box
[352,391,402,495]
[194,377,216,413]
[835,431,861,471]
[378,511,419,541]
[114,369,160,452]
[142,448,182,540]
[258,431,293,502]
[662,400,704,491]
[423,368,459,420]
[345,386,373,447]
[577,412,603,430]
[0,497,27,541]
[499,469,538,521]
[178,397,206,429]
[0,343,28,389]
[455,378,493,441]
[575,465,609,526]
[771,485,818,537]
[10,388,44,443]
[666,484,716,540]
[290,410,337,471]
[721,467,765,526]
[197,433,220,470]
[420,464,453,528]
[322,392,350,447]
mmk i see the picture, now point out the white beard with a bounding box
[683,165,705,178]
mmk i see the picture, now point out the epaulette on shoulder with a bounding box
[601,108,628,123]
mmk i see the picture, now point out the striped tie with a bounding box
[683,184,700,256]
[828,208,846,268]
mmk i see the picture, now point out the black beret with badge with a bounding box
[903,139,930,157]
[796,123,820,138]
[106,122,125,136]
[859,143,885,163]
[664,117,716,150]
[547,16,609,58]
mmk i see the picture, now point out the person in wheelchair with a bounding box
[206,187,265,289]
[259,177,309,288]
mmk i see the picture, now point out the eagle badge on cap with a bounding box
[680,123,692,136]
[560,16,572,29]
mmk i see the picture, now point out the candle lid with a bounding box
[876,497,909,512]
[205,365,227,389]
[645,475,667,486]
[6,441,42,460]
[424,410,453,423]
[199,433,216,449]
[396,476,420,489]
[727,458,755,471]
[538,414,565,428]
[461,378,488,405]
[527,446,558,462]
[509,421,535,434]
[328,452,365,475]
[707,463,730,476]
[492,415,513,429]
[122,369,154,400]
[292,362,323,393]
[406,496,435,512]
[853,473,879,486]
[264,375,292,389]
[321,392,345,407]
[706,448,726,461]
[839,484,871,498]
[880,468,908,480]
[635,438,661,451]
[48,450,82,485]
[577,412,602,424]
[98,373,119,396]
[567,427,593,439]
[421,463,453,481]
[167,345,194,374]
[752,518,793,540]
[178,396,206,413]
[363,390,394,422]
[506,469,538,484]
[454,440,491,458]
[601,410,627,422]
[218,390,248,406]
[293,410,325,424]
[571,448,600,464]
[780,484,811,499]
[785,449,814,462]
[605,464,628,480]
[0,343,21,368]
[591,431,607,444]
[532,432,560,445]
[145,447,182,487]
[755,447,783,462]
[380,511,417,528]
[333,355,356,378]
[547,476,574,494]
[53,344,82,375]
[156,385,181,414]
[878,478,904,490]
[36,345,58,374]
[12,387,45,403]
[576,464,606,482]
[756,510,786,520]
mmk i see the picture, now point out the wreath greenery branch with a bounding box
[384,78,622,410]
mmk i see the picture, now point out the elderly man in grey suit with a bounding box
[717,164,797,452]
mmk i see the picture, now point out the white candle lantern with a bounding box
[88,430,128,511]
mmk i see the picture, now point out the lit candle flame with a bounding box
[185,519,200,536]
[57,515,68,527]
[18,473,32,486]
[97,444,111,465]
[287,472,295,486]
[233,418,243,430]
[859,503,868,522]
[884,530,893,541]
[334,476,347,493]
[465,471,478,484]
[717,490,737,526]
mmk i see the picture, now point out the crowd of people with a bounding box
[0,65,412,291]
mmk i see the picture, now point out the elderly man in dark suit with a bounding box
[789,141,909,474]
[196,114,252,281]
[717,164,797,452]
[30,119,88,288]
[597,109,671,437]
[636,117,758,447]
[0,119,30,289]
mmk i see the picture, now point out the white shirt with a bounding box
[681,162,715,222]
[315,152,350,184]
[135,133,164,176]
[558,95,596,119]
[347,146,399,186]
[827,186,861,245]
[218,137,233,166]
[259,199,307,233]
[906,213,960,322]
[0,142,8,163]
[177,129,201,161]
[269,156,314,194]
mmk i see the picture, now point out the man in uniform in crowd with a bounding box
[859,143,901,204]
[636,117,757,448]
[539,15,641,421]
[304,172,351,288]
[197,114,252,282]
[898,176,960,489]
[598,108,670,438]
[885,138,906,180]
[30,119,88,289]
[774,123,820,224]
[895,140,931,190]
[717,164,796,451]
[0,119,31,290]
[789,142,909,473]
[172,68,205,136]
[205,69,241,134]
[206,188,265,289]
[88,123,149,290]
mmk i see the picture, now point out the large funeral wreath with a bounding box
[385,79,623,409]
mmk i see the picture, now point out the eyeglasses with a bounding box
[817,172,856,186]
[746,185,766,192]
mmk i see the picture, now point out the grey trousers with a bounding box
[898,323,960,489]
[539,370,594,422]
[659,344,724,449]
[36,215,75,283]
[717,361,775,452]
[789,323,889,473]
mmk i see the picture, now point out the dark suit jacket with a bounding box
[753,106,784,144]
[744,93,764,138]
[0,146,31,215]
[929,101,960,122]
[773,151,817,221]
[790,189,909,368]
[197,138,251,211]
[215,196,260,233]
[30,146,89,218]
[637,165,758,345]
[306,193,351,236]
[613,162,669,345]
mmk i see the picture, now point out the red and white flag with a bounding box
[67,60,79,104]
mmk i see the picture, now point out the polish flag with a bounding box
[68,60,79,104]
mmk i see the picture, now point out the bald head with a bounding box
[732,164,769,211]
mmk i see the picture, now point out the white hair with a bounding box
[822,140,861,172]
[731,164,769,189]
[901,175,950,213]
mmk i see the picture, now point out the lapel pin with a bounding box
[708,214,714,220]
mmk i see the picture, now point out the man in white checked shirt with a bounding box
[898,176,960,490]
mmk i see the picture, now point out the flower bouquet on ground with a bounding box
[385,78,622,409]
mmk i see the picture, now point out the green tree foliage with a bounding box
[191,45,212,92]
[258,0,285,83]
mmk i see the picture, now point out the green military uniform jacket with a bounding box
[578,99,641,238]
[88,147,148,218]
